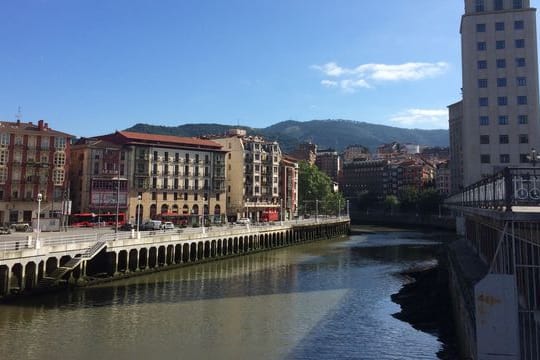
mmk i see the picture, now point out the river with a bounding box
[0,230,452,360]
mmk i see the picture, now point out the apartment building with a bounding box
[315,148,341,183]
[213,129,282,221]
[451,0,540,186]
[71,131,227,225]
[0,119,72,224]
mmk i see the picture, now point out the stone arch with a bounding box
[24,262,37,290]
[161,204,169,215]
[172,204,179,214]
[118,250,128,273]
[183,243,190,262]
[0,265,9,296]
[158,246,166,266]
[128,249,138,271]
[174,244,182,263]
[45,257,58,276]
[211,240,216,257]
[148,247,157,268]
[150,204,157,219]
[190,243,197,262]
[139,248,148,269]
[197,241,204,260]
[204,241,210,258]
[10,263,23,292]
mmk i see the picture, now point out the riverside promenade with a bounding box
[0,217,350,300]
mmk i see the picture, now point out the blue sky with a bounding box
[0,1,483,137]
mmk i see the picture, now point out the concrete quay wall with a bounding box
[0,218,350,300]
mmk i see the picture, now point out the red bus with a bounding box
[260,209,279,222]
[71,213,126,227]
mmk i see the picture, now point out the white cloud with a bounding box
[312,61,449,92]
[321,79,338,87]
[389,109,448,129]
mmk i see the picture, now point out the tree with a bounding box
[384,195,400,214]
[298,161,345,216]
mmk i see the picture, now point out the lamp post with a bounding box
[527,148,540,167]
[137,194,142,238]
[36,193,42,249]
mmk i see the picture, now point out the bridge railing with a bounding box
[445,167,540,211]
[0,216,350,254]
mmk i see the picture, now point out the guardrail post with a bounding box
[504,167,513,212]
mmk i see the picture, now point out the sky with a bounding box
[0,1,501,137]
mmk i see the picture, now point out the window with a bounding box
[477,42,486,51]
[478,60,487,69]
[494,0,504,10]
[153,151,158,161]
[480,116,490,125]
[517,77,527,86]
[497,78,507,87]
[519,134,529,144]
[513,0,523,9]
[498,96,508,106]
[499,134,509,143]
[499,115,509,125]
[54,137,66,149]
[496,59,506,68]
[0,133,9,146]
[163,192,167,201]
[496,40,505,49]
[514,20,524,30]
[476,0,485,11]
[495,22,505,31]
[481,154,491,164]
[518,96,527,105]
[54,152,66,167]
[516,58,526,67]
[519,115,528,124]
[479,97,489,106]
[500,154,510,163]
[184,193,188,200]
[515,39,525,48]
[475,0,485,11]
[477,23,486,32]
[478,79,488,88]
[480,135,490,144]
[152,192,157,201]
[53,169,64,185]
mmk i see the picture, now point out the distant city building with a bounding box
[0,119,72,225]
[421,146,450,161]
[450,0,540,187]
[71,131,227,225]
[376,142,406,160]
[449,101,464,193]
[213,130,283,221]
[280,155,299,220]
[342,144,370,163]
[436,161,451,195]
[403,143,421,154]
[290,142,317,165]
[341,159,387,200]
[315,148,341,183]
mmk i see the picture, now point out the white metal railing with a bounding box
[0,216,350,258]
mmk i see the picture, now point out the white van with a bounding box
[142,220,162,230]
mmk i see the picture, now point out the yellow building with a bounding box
[213,129,282,221]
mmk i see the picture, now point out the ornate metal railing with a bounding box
[445,167,540,211]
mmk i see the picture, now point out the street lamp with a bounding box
[137,194,142,237]
[36,193,42,249]
[527,148,540,167]
[316,199,319,223]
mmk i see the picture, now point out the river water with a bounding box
[0,230,450,360]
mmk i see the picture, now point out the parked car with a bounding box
[142,220,162,230]
[236,218,251,225]
[10,223,31,232]
[161,221,175,230]
[119,223,134,231]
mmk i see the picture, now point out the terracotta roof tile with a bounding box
[116,131,223,149]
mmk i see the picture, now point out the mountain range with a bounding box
[126,119,449,153]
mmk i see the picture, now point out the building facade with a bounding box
[0,119,72,225]
[315,148,341,183]
[213,129,282,221]
[70,131,227,226]
[452,0,540,187]
[280,155,299,220]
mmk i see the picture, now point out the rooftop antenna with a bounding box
[15,106,22,122]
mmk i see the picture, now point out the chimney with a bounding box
[44,123,49,129]
[38,120,44,130]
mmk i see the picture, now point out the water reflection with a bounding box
[0,231,446,360]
